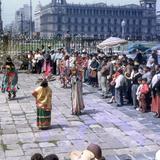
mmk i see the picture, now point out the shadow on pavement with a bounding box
[81,109,101,115]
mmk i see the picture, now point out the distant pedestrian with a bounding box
[32,79,52,130]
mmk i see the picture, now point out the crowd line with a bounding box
[24,45,160,117]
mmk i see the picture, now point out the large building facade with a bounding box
[15,4,34,36]
[36,0,157,40]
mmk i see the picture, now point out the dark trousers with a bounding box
[115,86,124,105]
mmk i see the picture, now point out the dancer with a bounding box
[70,61,85,115]
[32,79,52,130]
[43,51,52,78]
[1,56,18,99]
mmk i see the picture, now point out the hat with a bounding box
[69,150,95,160]
[87,144,102,160]
[69,144,102,160]
[155,150,160,160]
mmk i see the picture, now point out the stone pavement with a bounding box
[0,73,160,160]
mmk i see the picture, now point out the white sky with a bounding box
[1,0,160,25]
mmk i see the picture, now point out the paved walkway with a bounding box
[0,73,160,160]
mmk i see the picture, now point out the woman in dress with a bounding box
[32,79,52,129]
[43,52,52,78]
[1,57,18,99]
[71,60,85,115]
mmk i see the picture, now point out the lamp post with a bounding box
[121,19,126,39]
[29,0,32,39]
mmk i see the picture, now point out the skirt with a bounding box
[151,95,160,114]
[71,79,85,115]
[37,108,51,129]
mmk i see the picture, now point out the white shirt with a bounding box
[115,74,125,88]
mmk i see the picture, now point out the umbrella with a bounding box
[97,37,128,49]
[128,44,149,53]
[151,44,160,51]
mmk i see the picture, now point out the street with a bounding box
[0,73,159,160]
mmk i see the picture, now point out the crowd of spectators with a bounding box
[23,46,160,118]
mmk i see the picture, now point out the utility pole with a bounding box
[30,0,32,38]
[21,13,23,35]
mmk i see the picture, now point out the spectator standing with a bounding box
[151,65,160,118]
[115,69,126,107]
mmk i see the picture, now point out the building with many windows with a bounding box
[15,4,34,36]
[36,0,157,40]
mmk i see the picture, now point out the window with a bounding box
[81,18,84,23]
[101,18,104,24]
[114,19,117,25]
[108,19,111,24]
[58,25,61,31]
[68,17,71,23]
[57,16,61,23]
[88,26,91,32]
[81,26,84,32]
[88,18,91,24]
[75,25,78,32]
[75,17,78,23]
[148,19,151,25]
[95,18,98,24]
[133,19,136,25]
[101,26,104,32]
[95,26,97,32]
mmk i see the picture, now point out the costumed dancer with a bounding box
[59,55,69,88]
[70,60,85,115]
[1,57,18,99]
[32,79,52,130]
[43,50,52,79]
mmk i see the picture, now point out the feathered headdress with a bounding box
[36,74,56,84]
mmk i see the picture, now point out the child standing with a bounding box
[139,78,150,113]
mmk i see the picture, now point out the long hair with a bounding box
[40,79,48,88]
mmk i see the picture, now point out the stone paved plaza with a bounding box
[0,73,160,160]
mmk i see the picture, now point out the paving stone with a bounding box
[0,74,160,159]
[39,142,56,148]
[5,149,24,157]
[117,154,132,160]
